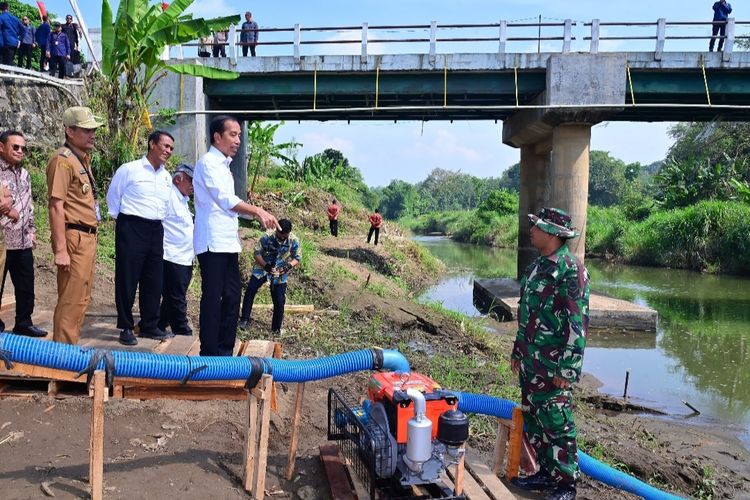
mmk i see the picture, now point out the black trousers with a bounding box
[2,248,35,329]
[39,49,48,70]
[240,275,287,332]
[197,251,240,356]
[158,260,193,335]
[242,44,257,57]
[212,44,226,57]
[115,214,164,332]
[710,22,727,51]
[17,44,32,69]
[367,226,380,245]
[2,46,17,65]
[49,55,66,78]
[329,219,338,236]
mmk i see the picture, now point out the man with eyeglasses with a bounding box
[510,207,590,500]
[46,106,103,344]
[0,131,46,338]
[61,14,79,52]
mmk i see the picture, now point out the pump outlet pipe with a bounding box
[455,392,685,500]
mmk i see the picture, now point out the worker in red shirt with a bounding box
[327,198,340,237]
[367,209,383,245]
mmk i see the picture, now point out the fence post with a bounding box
[655,18,666,61]
[429,20,437,64]
[499,20,507,54]
[177,43,184,60]
[723,17,735,61]
[590,19,600,54]
[361,22,368,64]
[229,24,237,66]
[563,19,572,53]
[294,23,301,61]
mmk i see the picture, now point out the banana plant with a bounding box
[100,0,240,147]
[247,121,300,197]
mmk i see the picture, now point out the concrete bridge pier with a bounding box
[504,53,625,277]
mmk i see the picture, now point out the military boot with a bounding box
[546,482,576,500]
[511,471,556,491]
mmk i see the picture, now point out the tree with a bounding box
[478,189,518,216]
[100,0,240,163]
[247,121,298,196]
[588,151,627,207]
[654,157,742,209]
[499,163,520,192]
[379,180,420,219]
[667,121,750,178]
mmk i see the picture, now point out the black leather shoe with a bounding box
[173,329,193,336]
[13,325,47,337]
[140,328,173,341]
[238,319,250,331]
[511,472,556,491]
[546,484,576,500]
[119,329,138,346]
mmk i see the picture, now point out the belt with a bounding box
[66,223,97,234]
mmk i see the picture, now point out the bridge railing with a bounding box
[173,20,575,62]
[585,18,750,61]
[166,19,750,62]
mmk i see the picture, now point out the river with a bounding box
[414,236,750,448]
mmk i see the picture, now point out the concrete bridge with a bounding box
[149,18,750,276]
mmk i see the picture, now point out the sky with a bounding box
[37,0,726,186]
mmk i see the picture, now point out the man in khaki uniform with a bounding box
[46,107,103,344]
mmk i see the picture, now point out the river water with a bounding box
[414,236,750,448]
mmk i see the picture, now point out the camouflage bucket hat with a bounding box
[528,207,579,239]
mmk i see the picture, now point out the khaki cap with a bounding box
[62,107,104,129]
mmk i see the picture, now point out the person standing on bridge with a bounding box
[510,207,590,500]
[240,11,259,57]
[710,0,732,52]
[46,22,70,80]
[0,2,23,66]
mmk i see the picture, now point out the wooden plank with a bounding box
[122,386,247,401]
[253,375,273,499]
[444,460,491,500]
[465,452,515,500]
[89,371,105,500]
[506,407,524,480]
[493,419,509,475]
[156,334,198,355]
[243,340,276,358]
[319,444,356,500]
[271,343,281,412]
[243,387,259,492]
[252,304,314,314]
[284,382,305,480]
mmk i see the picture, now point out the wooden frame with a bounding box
[492,406,524,479]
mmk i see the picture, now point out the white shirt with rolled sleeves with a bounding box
[163,184,194,266]
[193,146,243,254]
[106,157,172,220]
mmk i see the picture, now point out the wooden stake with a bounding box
[243,374,273,499]
[506,407,524,479]
[285,382,306,480]
[89,370,105,500]
[243,387,259,492]
[453,453,465,496]
[492,418,509,475]
[254,375,273,499]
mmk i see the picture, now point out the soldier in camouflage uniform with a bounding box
[510,207,590,500]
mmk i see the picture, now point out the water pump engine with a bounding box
[328,371,470,498]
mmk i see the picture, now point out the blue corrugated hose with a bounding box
[455,392,685,500]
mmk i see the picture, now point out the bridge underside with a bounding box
[204,69,750,122]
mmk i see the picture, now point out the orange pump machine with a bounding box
[329,371,470,499]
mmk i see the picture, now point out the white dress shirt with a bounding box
[163,184,194,266]
[107,156,172,220]
[193,146,242,254]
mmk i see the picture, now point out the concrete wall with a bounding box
[149,71,207,164]
[0,67,85,148]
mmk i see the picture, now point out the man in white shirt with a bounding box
[107,130,174,346]
[157,164,195,337]
[193,115,279,356]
